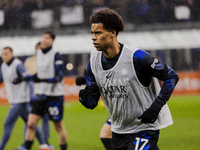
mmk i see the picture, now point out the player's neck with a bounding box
[103,41,120,59]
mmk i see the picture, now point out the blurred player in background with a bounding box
[23,42,54,149]
[21,31,68,150]
[79,8,179,150]
[0,47,47,150]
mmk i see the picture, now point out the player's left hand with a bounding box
[32,74,42,83]
[138,100,163,124]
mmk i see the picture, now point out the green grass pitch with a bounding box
[0,95,199,150]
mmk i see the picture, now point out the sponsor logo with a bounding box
[100,78,129,99]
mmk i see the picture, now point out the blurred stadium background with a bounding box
[0,0,199,101]
[0,0,199,149]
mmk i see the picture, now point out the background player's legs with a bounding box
[100,123,112,150]
[42,113,50,143]
[42,113,54,149]
[24,113,41,149]
[18,103,47,150]
[35,126,46,145]
[21,103,46,145]
[53,120,68,150]
[0,105,19,150]
[18,125,47,150]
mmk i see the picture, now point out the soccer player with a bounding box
[0,47,47,150]
[23,42,54,149]
[79,8,179,150]
[23,31,68,150]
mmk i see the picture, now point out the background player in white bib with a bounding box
[22,31,68,150]
[23,42,54,150]
[0,47,47,150]
[79,8,179,150]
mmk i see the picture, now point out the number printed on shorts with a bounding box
[48,106,59,116]
[135,137,149,150]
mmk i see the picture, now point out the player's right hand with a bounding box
[12,77,23,84]
[79,88,90,105]
[76,76,86,86]
[79,85,100,109]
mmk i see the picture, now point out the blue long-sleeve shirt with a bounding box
[84,44,179,109]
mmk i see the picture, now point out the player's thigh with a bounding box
[112,132,130,150]
[20,103,31,122]
[127,130,159,150]
[100,123,112,138]
[4,106,19,126]
[4,103,26,125]
[27,113,41,127]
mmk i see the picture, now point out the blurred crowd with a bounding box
[0,0,200,30]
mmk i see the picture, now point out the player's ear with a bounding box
[110,29,116,38]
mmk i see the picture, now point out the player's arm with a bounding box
[47,52,64,83]
[79,61,100,109]
[134,49,179,123]
[12,63,32,84]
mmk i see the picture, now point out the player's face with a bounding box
[1,48,13,63]
[40,34,54,49]
[91,23,113,51]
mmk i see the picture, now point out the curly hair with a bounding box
[90,8,124,36]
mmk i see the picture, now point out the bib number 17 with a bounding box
[134,137,149,150]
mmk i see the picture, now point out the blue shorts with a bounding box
[31,96,64,122]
